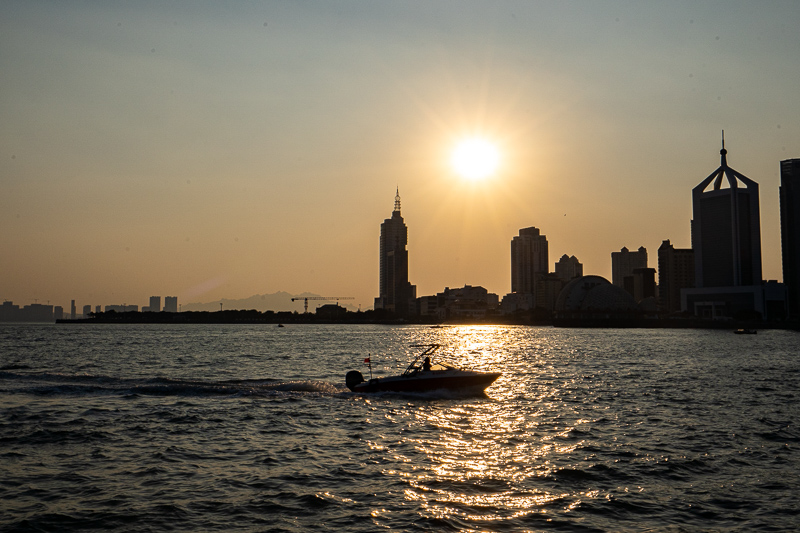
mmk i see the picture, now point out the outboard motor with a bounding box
[345,370,365,391]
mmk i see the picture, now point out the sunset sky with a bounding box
[2,1,799,311]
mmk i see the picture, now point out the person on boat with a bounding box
[422,356,431,372]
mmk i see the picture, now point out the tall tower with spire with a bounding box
[375,189,416,315]
[691,133,762,288]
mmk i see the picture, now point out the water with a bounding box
[1,324,798,532]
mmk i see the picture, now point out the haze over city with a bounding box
[2,1,799,311]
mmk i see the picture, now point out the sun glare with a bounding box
[451,138,500,181]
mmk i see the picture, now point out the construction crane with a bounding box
[291,296,355,314]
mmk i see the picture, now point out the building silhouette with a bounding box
[611,246,647,288]
[691,136,762,288]
[511,227,548,297]
[164,296,178,313]
[374,189,416,316]
[657,239,695,314]
[630,267,657,303]
[555,254,583,282]
[780,159,800,318]
[434,285,499,320]
[683,137,786,319]
[0,301,54,322]
[149,296,161,313]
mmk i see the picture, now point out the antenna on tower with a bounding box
[720,130,728,165]
[394,187,401,213]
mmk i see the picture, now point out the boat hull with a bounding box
[350,370,501,394]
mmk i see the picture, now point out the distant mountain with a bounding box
[181,292,358,313]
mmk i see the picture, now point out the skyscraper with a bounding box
[682,137,787,320]
[375,189,416,316]
[511,227,549,296]
[780,158,800,318]
[691,136,762,288]
[611,246,647,288]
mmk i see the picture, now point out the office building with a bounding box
[149,296,162,313]
[375,189,416,316]
[780,158,800,318]
[657,240,695,313]
[683,137,786,319]
[164,296,178,313]
[691,136,761,288]
[612,246,647,288]
[511,227,549,298]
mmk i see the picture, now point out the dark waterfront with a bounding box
[1,324,798,532]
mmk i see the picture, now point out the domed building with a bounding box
[554,275,642,325]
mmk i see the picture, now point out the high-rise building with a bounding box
[780,158,800,318]
[164,296,178,313]
[657,239,695,313]
[511,227,549,296]
[611,246,647,288]
[555,254,583,282]
[682,137,787,320]
[375,189,416,316]
[691,136,762,288]
[149,296,161,313]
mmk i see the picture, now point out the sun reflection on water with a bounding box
[365,325,623,525]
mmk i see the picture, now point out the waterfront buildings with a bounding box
[780,158,800,318]
[611,246,648,288]
[434,285,499,320]
[511,227,549,298]
[0,301,55,322]
[657,240,695,314]
[374,189,416,316]
[691,137,762,288]
[164,296,178,313]
[683,138,786,319]
[555,254,583,282]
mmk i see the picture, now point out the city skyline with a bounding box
[2,2,799,311]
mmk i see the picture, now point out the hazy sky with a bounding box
[2,1,799,311]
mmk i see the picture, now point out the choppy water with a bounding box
[1,324,798,532]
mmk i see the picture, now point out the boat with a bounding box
[345,344,501,394]
[734,328,757,334]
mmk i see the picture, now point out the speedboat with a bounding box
[345,344,501,394]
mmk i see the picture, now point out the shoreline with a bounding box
[44,310,800,331]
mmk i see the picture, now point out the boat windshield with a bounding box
[402,344,442,376]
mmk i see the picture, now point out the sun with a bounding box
[451,138,500,181]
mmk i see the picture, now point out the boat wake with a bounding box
[0,371,345,398]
